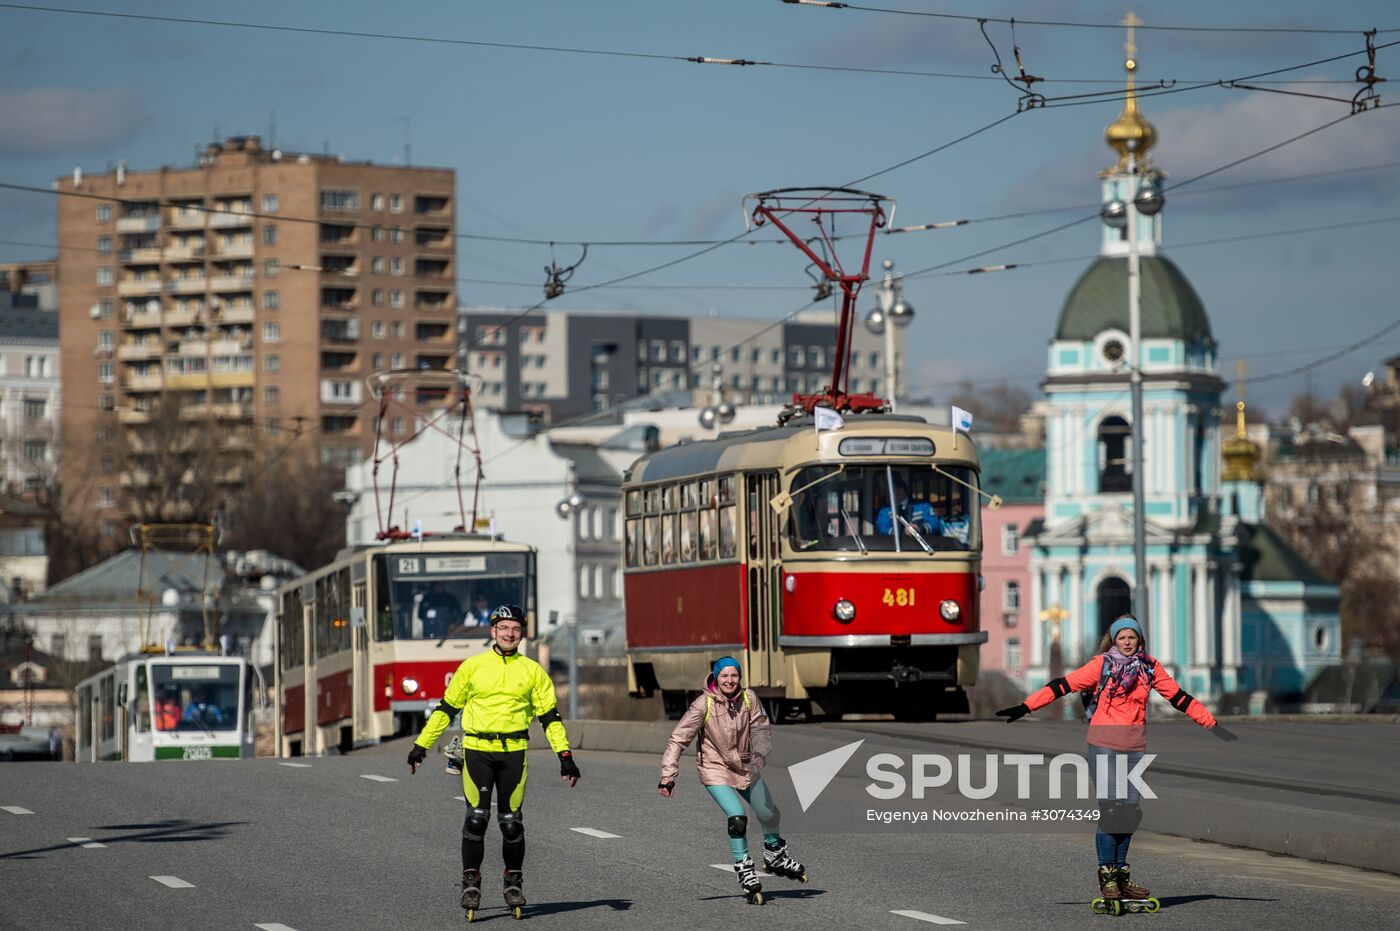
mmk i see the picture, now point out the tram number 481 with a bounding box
[182,746,213,761]
[882,587,916,607]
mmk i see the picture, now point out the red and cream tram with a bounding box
[275,536,535,756]
[624,414,986,721]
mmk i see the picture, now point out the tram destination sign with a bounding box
[837,437,934,457]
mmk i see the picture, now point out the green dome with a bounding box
[1056,255,1212,343]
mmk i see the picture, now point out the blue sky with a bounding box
[2,0,1398,416]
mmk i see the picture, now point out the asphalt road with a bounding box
[4,730,1400,931]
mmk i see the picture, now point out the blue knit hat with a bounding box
[711,656,741,679]
[1109,615,1142,639]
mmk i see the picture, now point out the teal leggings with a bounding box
[706,778,781,861]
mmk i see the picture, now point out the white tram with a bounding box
[74,651,263,762]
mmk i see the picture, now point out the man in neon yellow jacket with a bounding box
[406,604,580,917]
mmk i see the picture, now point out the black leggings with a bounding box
[461,749,528,871]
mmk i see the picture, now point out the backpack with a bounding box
[702,689,752,726]
[1079,654,1155,724]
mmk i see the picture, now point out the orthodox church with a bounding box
[1022,44,1341,707]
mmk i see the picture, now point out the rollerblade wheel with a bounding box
[512,905,523,920]
[1143,898,1160,913]
[747,891,765,906]
[465,908,475,923]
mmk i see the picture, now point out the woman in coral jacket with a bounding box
[996,615,1236,906]
[658,656,806,904]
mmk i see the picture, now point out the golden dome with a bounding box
[1105,57,1157,173]
[1222,401,1262,483]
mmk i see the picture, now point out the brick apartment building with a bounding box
[56,136,456,542]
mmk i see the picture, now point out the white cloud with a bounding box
[0,87,151,156]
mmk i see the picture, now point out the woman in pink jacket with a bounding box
[658,656,806,905]
[996,615,1236,913]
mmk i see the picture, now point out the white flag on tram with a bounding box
[814,407,845,432]
[951,405,975,432]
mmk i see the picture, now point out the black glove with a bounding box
[406,744,427,772]
[658,781,675,791]
[995,703,1030,723]
[1212,724,1238,742]
[559,750,581,785]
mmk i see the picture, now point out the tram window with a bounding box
[315,570,352,658]
[77,686,92,750]
[644,487,661,514]
[134,665,151,734]
[699,478,715,509]
[681,482,697,509]
[376,553,529,639]
[661,514,677,564]
[719,505,738,559]
[625,519,641,567]
[625,489,642,517]
[152,664,240,732]
[718,475,737,505]
[281,589,305,668]
[680,511,698,561]
[374,556,394,640]
[643,516,660,566]
[100,675,115,742]
[662,484,678,511]
[699,509,717,559]
[785,464,980,553]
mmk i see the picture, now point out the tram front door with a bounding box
[744,472,784,698]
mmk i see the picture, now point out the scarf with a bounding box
[1103,645,1149,698]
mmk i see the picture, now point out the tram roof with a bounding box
[627,414,976,484]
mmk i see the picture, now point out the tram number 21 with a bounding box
[882,587,916,607]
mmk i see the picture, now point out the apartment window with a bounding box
[391,289,404,308]
[97,235,112,253]
[390,257,403,276]
[262,225,278,246]
[390,227,404,244]
[261,194,278,213]
[97,330,114,350]
[371,257,385,274]
[329,381,354,400]
[264,258,279,277]
[98,362,114,384]
[320,189,359,211]
[390,353,403,368]
[372,352,384,367]
[390,321,403,338]
[96,204,112,223]
[98,486,115,506]
[389,194,403,213]
[372,226,385,243]
[265,418,281,437]
[366,288,381,306]
[371,193,385,211]
[390,415,404,433]
[789,346,805,366]
[1004,638,1022,672]
[96,424,114,441]
[263,354,280,373]
[263,291,279,310]
[770,348,781,364]
[97,395,114,411]
[88,635,103,662]
[23,440,45,462]
[263,322,280,342]
[100,455,115,475]
[1002,523,1020,556]
[96,266,113,285]
[371,320,385,338]
[1003,581,1021,612]
[23,399,46,420]
[811,347,826,368]
[96,299,113,318]
[670,340,685,362]
[870,351,880,368]
[578,565,591,599]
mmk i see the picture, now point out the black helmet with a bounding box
[489,604,525,625]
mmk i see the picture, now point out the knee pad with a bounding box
[726,815,748,839]
[463,808,490,842]
[1099,801,1142,834]
[498,810,524,844]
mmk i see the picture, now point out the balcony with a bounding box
[165,373,207,390]
[320,322,360,343]
[209,275,255,292]
[118,409,152,424]
[116,215,160,233]
[117,279,163,297]
[125,372,164,391]
[163,306,203,327]
[125,309,162,329]
[120,247,163,264]
[166,278,207,295]
[217,241,254,259]
[209,402,254,419]
[414,195,450,216]
[169,211,207,230]
[164,243,205,261]
[216,306,255,324]
[208,212,253,229]
[210,370,255,389]
[117,342,162,360]
[210,338,253,355]
[120,470,153,488]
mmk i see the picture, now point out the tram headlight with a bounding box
[939,600,962,622]
[833,599,856,623]
[400,677,420,695]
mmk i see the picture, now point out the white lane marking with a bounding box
[278,762,312,768]
[2,806,34,815]
[151,875,195,889]
[254,924,300,930]
[66,837,107,849]
[710,863,736,872]
[359,774,397,783]
[891,910,967,926]
[454,796,467,802]
[570,827,621,839]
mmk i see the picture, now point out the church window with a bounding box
[1096,577,1133,638]
[1097,416,1132,493]
[1102,339,1125,364]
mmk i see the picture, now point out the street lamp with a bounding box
[1100,157,1164,642]
[698,361,737,430]
[864,259,915,411]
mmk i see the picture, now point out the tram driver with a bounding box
[418,580,463,638]
[876,478,943,539]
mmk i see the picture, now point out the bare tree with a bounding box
[220,457,347,571]
[946,380,1033,435]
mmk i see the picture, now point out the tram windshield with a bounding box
[150,663,241,732]
[786,463,979,553]
[373,552,530,641]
